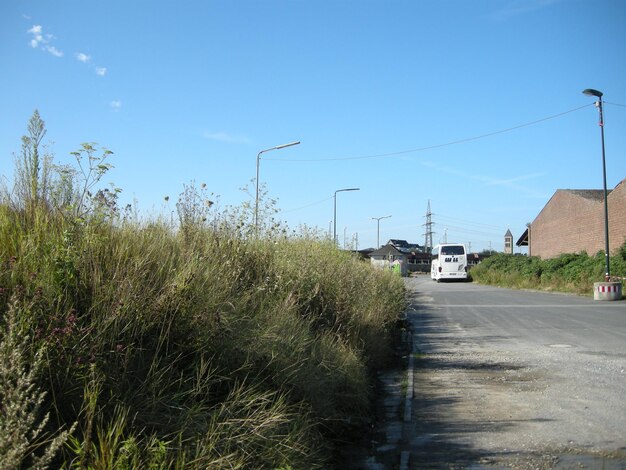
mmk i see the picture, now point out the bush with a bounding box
[470,244,626,295]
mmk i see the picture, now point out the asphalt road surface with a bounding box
[358,277,626,469]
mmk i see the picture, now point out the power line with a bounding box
[280,196,333,214]
[267,103,594,163]
[605,101,626,108]
[435,214,502,231]
[439,224,502,237]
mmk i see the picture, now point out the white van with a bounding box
[431,244,468,281]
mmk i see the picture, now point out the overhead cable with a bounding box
[267,103,594,162]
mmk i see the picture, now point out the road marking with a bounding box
[400,333,416,470]
[404,347,414,422]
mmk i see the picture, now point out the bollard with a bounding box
[593,282,623,301]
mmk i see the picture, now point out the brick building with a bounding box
[519,178,626,259]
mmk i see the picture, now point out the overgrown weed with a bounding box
[471,247,626,295]
[0,111,406,468]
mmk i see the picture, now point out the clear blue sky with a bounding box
[2,0,625,252]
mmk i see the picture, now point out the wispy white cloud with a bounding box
[27,21,111,103]
[76,52,91,63]
[202,131,250,144]
[27,24,64,57]
[76,53,108,78]
[27,24,108,77]
[421,160,548,199]
[44,45,63,57]
[27,24,43,48]
[110,100,122,111]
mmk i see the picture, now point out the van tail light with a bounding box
[438,266,442,273]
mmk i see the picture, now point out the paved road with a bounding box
[361,277,626,469]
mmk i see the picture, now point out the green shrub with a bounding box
[471,244,626,295]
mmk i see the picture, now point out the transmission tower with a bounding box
[423,200,435,253]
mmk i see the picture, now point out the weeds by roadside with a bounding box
[0,111,406,468]
[470,247,626,295]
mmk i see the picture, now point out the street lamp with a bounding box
[371,215,392,248]
[333,188,360,245]
[255,141,300,234]
[582,88,610,280]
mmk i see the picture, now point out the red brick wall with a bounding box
[530,179,626,259]
[609,179,626,252]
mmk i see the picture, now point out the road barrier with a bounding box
[593,281,623,301]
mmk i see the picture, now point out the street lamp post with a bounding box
[333,188,360,245]
[371,215,392,248]
[582,88,610,280]
[255,141,300,234]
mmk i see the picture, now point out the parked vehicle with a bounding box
[431,243,468,281]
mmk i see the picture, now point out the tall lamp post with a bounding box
[582,89,610,281]
[333,188,360,245]
[371,215,392,248]
[255,141,300,234]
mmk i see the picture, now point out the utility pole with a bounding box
[423,200,434,253]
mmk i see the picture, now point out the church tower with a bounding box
[504,229,513,254]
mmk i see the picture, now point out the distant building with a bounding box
[517,178,626,258]
[504,229,513,254]
[387,239,424,252]
[369,240,431,275]
[369,244,409,276]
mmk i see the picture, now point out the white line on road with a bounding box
[400,333,416,470]
[404,337,414,422]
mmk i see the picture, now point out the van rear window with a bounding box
[441,246,465,255]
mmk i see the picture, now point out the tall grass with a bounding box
[0,111,406,468]
[470,245,626,295]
